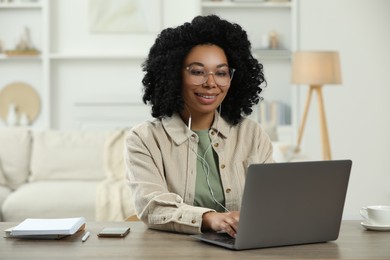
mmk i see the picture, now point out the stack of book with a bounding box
[258,100,291,126]
[4,217,86,239]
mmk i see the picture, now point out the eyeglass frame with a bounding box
[184,65,236,87]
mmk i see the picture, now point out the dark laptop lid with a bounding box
[234,160,352,250]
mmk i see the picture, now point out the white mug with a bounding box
[360,205,390,226]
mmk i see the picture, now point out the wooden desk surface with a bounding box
[1,220,389,259]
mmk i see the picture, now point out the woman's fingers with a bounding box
[202,211,240,237]
[223,215,239,237]
[222,221,236,238]
[221,213,239,237]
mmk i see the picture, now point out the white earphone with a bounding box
[188,116,192,130]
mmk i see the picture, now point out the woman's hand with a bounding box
[201,211,240,238]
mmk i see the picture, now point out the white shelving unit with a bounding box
[201,0,298,143]
[0,0,48,128]
[1,0,153,130]
[1,0,297,142]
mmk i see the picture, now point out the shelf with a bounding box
[74,101,141,107]
[253,49,291,59]
[49,53,147,60]
[0,2,42,9]
[202,1,291,8]
[0,54,42,60]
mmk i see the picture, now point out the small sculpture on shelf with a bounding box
[6,103,18,126]
[260,30,279,50]
[3,103,31,127]
[19,112,30,126]
[269,31,278,49]
[5,27,40,56]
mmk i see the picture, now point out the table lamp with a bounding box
[291,51,342,160]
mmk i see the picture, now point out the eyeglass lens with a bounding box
[186,65,234,86]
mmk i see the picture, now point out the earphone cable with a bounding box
[191,146,230,213]
[189,106,229,212]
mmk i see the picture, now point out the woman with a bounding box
[125,15,274,238]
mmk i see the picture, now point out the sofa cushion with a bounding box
[0,127,31,189]
[104,129,127,180]
[262,123,278,142]
[0,185,12,221]
[1,180,97,221]
[0,162,6,186]
[29,130,106,181]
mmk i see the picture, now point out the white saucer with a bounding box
[361,222,390,231]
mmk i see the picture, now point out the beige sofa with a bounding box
[0,127,134,222]
[0,125,300,223]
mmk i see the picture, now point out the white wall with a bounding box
[298,0,390,219]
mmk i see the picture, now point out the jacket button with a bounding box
[191,219,196,224]
[214,143,219,148]
[220,164,225,169]
[226,188,231,193]
[210,131,215,135]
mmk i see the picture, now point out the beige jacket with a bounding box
[125,112,274,234]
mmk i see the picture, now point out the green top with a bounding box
[193,130,226,212]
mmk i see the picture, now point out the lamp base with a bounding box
[296,85,332,160]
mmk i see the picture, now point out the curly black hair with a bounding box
[142,15,265,125]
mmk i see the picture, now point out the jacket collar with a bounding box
[162,112,230,145]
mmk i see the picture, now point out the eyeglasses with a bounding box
[185,65,235,87]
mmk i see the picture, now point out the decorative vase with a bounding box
[19,112,30,126]
[6,103,18,126]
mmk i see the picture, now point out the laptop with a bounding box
[191,160,352,250]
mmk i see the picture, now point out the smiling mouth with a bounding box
[196,93,217,99]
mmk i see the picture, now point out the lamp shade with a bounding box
[291,51,342,85]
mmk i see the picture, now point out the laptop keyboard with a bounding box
[215,236,236,245]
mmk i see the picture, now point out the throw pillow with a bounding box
[0,127,31,189]
[29,130,107,181]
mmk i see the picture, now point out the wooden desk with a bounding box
[1,221,389,259]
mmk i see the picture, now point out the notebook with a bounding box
[191,160,352,250]
[7,217,86,239]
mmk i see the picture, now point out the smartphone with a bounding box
[97,227,130,238]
